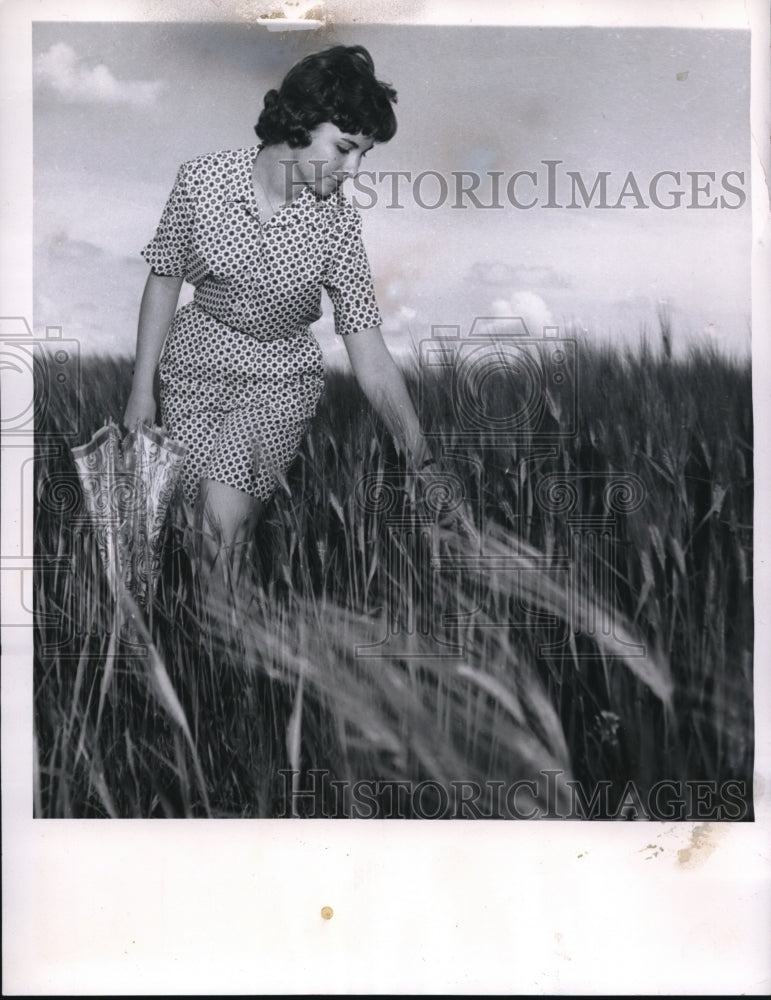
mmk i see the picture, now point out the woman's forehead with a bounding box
[316,122,375,150]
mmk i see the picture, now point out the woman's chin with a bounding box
[315,177,341,198]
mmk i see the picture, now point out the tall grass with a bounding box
[33,337,753,817]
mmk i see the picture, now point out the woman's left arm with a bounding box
[343,326,433,468]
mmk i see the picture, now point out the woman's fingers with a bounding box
[122,389,158,431]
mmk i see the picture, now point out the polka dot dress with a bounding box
[141,146,383,506]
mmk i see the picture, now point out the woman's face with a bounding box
[292,122,375,197]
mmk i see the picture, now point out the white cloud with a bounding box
[34,42,164,108]
[34,234,148,354]
[490,297,512,316]
[490,291,554,334]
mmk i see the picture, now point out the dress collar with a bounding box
[229,146,342,228]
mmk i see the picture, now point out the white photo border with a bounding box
[2,0,770,994]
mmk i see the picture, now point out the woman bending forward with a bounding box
[123,45,432,585]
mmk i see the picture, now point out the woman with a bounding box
[122,45,433,586]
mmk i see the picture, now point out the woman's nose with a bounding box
[341,150,363,177]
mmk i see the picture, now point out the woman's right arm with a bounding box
[122,270,184,430]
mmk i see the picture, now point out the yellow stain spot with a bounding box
[677,823,723,869]
[321,906,334,920]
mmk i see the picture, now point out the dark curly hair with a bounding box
[255,45,397,148]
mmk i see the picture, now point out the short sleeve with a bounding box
[322,208,383,336]
[141,163,194,276]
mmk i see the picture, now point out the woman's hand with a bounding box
[122,387,158,431]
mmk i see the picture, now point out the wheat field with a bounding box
[32,335,753,818]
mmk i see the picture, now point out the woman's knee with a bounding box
[197,478,262,546]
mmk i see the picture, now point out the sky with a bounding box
[32,21,752,363]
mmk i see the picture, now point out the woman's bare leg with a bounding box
[191,478,263,603]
